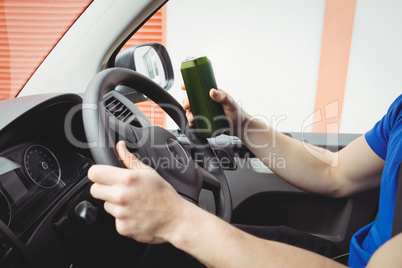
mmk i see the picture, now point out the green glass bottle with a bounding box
[181,56,229,137]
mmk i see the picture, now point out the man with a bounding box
[88,87,402,267]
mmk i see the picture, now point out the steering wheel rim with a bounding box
[83,67,232,222]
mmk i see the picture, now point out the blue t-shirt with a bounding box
[349,94,402,267]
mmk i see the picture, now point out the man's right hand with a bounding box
[181,85,248,137]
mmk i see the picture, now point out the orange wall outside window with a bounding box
[313,0,357,133]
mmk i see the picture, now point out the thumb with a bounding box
[116,140,141,169]
[210,88,231,106]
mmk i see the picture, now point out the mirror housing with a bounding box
[115,43,174,91]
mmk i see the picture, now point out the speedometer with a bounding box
[24,145,61,188]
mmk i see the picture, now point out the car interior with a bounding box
[0,1,381,267]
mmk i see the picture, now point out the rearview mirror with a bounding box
[115,43,174,91]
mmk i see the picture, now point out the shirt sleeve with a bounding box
[365,94,402,160]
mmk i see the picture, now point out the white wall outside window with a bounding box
[165,0,402,134]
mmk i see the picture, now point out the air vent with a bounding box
[104,97,133,123]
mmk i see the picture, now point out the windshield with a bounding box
[0,0,92,101]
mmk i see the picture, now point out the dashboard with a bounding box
[0,141,92,243]
[0,92,377,268]
[0,93,101,267]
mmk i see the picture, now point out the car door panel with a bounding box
[196,132,380,252]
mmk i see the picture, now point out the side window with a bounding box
[123,6,168,128]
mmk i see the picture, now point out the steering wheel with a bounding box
[82,67,232,222]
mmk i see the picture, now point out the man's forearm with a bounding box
[237,115,341,197]
[168,202,344,268]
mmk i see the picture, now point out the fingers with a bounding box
[88,165,131,203]
[88,164,123,185]
[90,183,118,203]
[104,201,127,219]
[186,110,194,127]
[89,165,137,204]
[181,90,194,126]
[116,140,142,169]
[182,96,190,111]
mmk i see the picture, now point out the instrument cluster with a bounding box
[0,141,92,241]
